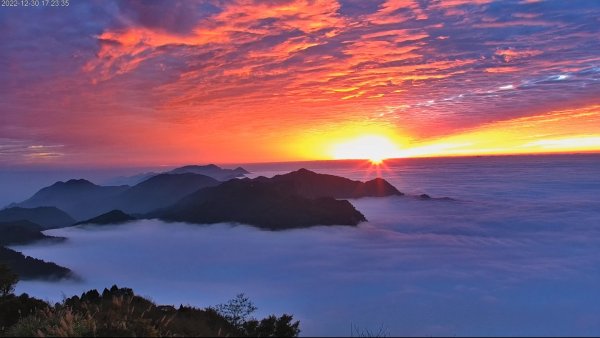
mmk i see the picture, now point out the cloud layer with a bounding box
[12,156,600,335]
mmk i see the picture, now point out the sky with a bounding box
[0,0,599,167]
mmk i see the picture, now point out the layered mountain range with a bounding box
[6,167,403,229]
[0,164,450,280]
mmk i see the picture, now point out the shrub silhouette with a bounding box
[215,293,300,337]
[1,265,50,334]
[0,266,300,337]
[244,314,301,337]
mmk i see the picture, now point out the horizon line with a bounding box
[1,150,599,171]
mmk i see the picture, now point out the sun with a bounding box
[369,157,384,165]
[331,135,400,164]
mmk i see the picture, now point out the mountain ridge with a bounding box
[74,210,136,226]
[0,206,75,229]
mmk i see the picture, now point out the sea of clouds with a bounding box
[9,155,600,336]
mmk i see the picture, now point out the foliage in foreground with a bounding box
[214,293,300,337]
[0,264,300,337]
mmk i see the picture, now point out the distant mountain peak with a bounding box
[75,209,135,226]
[366,177,388,183]
[292,168,316,175]
[16,180,130,220]
[54,179,97,188]
[175,164,220,170]
[233,166,250,174]
[0,206,75,229]
[167,164,250,180]
[272,168,403,198]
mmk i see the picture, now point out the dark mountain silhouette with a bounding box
[0,207,75,229]
[11,168,402,229]
[75,210,135,226]
[267,168,404,198]
[157,175,367,229]
[115,173,220,214]
[0,246,72,280]
[104,165,250,186]
[0,220,71,281]
[233,166,251,174]
[15,179,129,220]
[167,164,250,181]
[0,220,64,246]
[416,193,455,201]
[15,174,223,220]
[103,171,158,186]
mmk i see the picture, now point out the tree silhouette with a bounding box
[0,264,18,297]
[215,293,257,329]
[215,293,300,337]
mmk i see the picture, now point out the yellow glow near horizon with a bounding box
[288,105,600,161]
[288,121,409,161]
[523,136,600,150]
[397,105,600,158]
[331,135,400,164]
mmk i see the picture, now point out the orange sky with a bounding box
[1,0,599,167]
